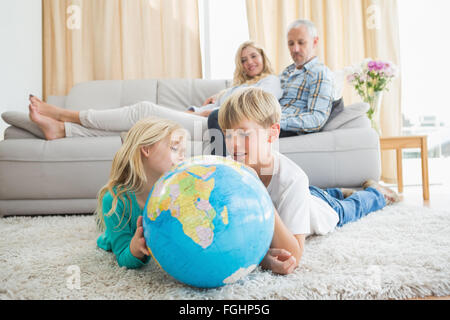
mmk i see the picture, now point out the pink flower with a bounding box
[347,74,356,82]
[375,61,384,71]
[368,61,377,71]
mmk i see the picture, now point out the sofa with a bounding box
[0,78,381,217]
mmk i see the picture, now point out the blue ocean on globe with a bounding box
[142,155,275,288]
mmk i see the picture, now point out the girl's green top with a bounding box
[97,190,150,269]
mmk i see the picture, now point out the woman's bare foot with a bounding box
[363,179,400,205]
[29,94,65,121]
[29,104,66,140]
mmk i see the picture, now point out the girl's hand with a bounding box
[130,216,150,261]
[260,248,297,275]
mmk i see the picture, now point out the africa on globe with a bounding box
[142,155,275,288]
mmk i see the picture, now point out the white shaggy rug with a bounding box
[1,204,449,300]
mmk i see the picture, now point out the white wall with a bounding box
[0,0,42,140]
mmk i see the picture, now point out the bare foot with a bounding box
[362,179,400,205]
[29,94,65,121]
[341,188,356,198]
[29,104,66,140]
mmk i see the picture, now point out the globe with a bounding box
[142,155,275,288]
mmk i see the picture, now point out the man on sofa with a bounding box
[278,19,335,138]
[208,18,337,152]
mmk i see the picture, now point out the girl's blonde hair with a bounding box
[233,41,275,86]
[218,87,281,130]
[95,117,185,231]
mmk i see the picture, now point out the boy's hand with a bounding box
[260,248,297,275]
[130,216,150,261]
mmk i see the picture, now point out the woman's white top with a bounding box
[189,75,283,112]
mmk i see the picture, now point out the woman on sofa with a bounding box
[28,40,282,141]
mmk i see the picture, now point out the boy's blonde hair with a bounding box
[95,117,185,231]
[233,41,275,86]
[218,87,281,130]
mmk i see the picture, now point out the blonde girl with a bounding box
[96,117,186,269]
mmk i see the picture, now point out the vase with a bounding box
[367,91,383,136]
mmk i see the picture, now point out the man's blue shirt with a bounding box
[279,57,334,133]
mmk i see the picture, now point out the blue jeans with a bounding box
[309,186,386,227]
[207,109,228,156]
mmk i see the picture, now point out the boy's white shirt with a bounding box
[266,151,339,237]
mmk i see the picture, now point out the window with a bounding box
[398,0,450,188]
[198,0,249,80]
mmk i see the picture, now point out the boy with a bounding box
[217,88,399,275]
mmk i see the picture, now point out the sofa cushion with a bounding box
[4,126,38,139]
[65,80,124,111]
[66,79,158,111]
[1,111,44,139]
[338,116,371,130]
[157,79,230,111]
[120,79,158,106]
[322,102,369,131]
[328,98,345,123]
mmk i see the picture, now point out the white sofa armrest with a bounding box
[322,102,370,131]
[1,111,45,139]
[279,127,381,188]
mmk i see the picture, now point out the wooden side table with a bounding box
[379,135,429,200]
